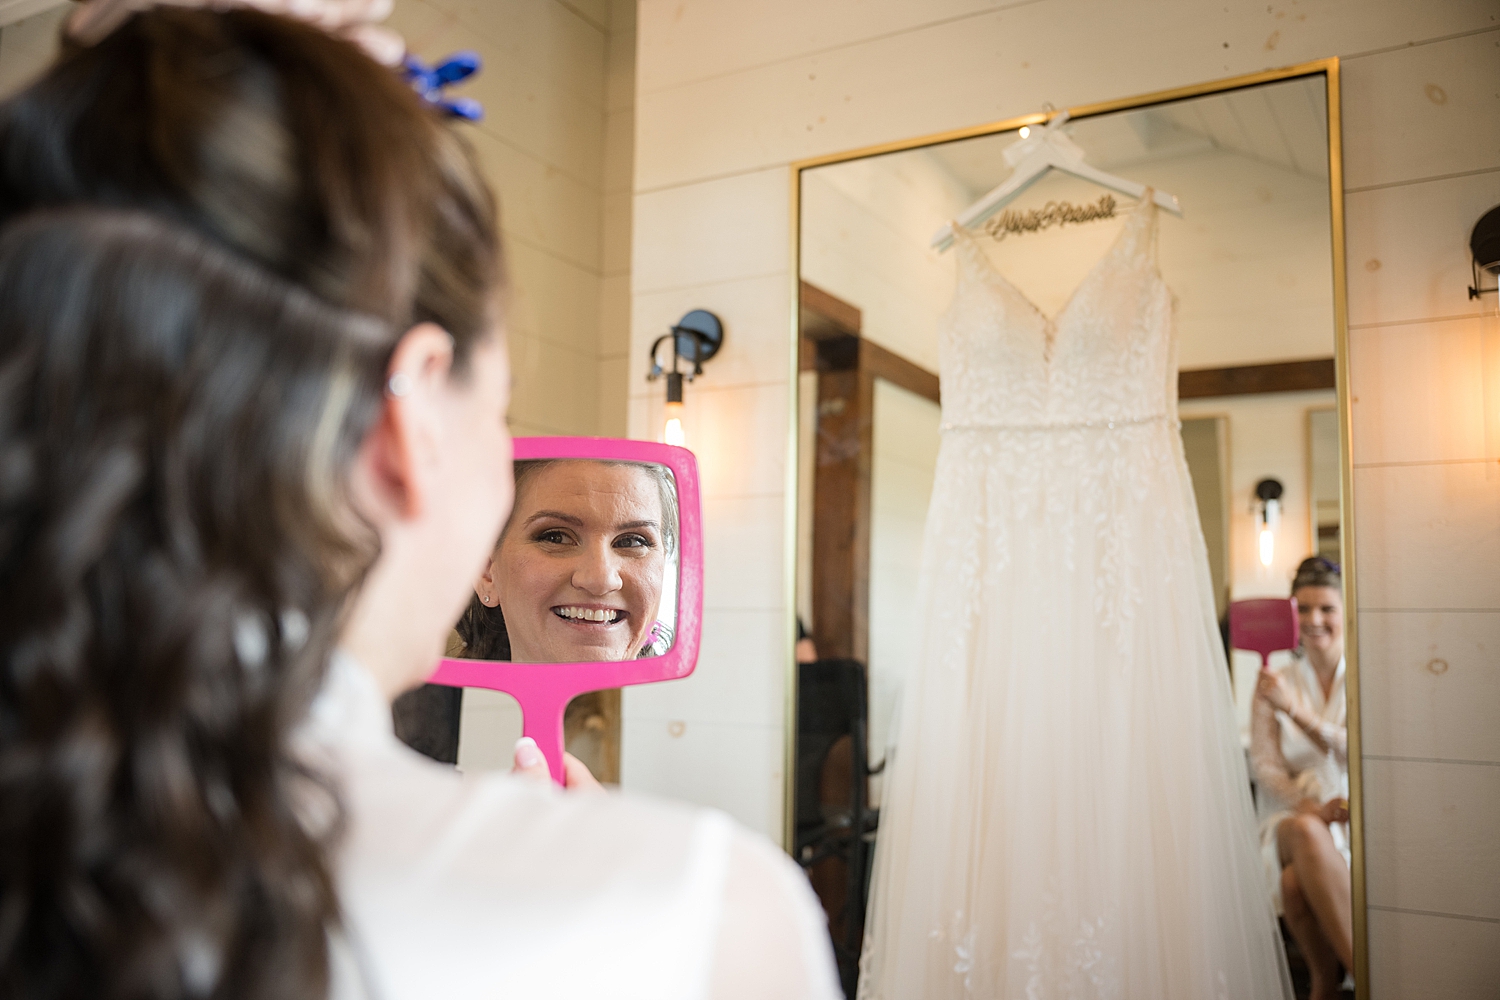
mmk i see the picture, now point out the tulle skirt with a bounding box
[856,419,1292,1000]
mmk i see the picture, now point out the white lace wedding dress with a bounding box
[856,197,1292,1000]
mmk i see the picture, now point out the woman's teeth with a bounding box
[555,606,622,624]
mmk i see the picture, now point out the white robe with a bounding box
[1249,655,1349,911]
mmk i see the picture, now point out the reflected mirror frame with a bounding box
[428,436,703,785]
[785,58,1362,989]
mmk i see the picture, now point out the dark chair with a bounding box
[795,658,879,998]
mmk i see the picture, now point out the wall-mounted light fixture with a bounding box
[646,310,723,447]
[1468,204,1500,300]
[1254,478,1284,568]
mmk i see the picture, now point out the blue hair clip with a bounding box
[401,50,484,122]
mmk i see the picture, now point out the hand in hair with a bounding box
[66,0,405,63]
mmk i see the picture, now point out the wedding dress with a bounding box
[857,197,1292,1000]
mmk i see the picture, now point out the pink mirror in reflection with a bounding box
[427,437,702,783]
[1228,597,1299,667]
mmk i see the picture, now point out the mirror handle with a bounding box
[519,688,573,786]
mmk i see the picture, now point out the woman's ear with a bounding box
[350,322,455,524]
[475,550,501,607]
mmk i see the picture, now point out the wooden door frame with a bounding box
[800,281,939,664]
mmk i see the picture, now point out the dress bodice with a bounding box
[939,196,1174,430]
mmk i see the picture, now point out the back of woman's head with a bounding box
[0,206,398,998]
[0,6,500,356]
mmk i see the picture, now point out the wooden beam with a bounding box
[1178,358,1336,399]
[862,339,940,405]
[800,280,862,341]
[811,368,871,663]
[801,281,939,663]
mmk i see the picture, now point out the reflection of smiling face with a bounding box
[1294,584,1343,659]
[491,462,666,663]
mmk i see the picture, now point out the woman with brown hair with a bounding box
[0,8,838,999]
[1251,556,1352,1000]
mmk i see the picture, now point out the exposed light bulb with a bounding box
[1256,492,1281,568]
[1019,126,1031,139]
[662,400,685,447]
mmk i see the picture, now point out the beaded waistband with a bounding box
[940,412,1177,433]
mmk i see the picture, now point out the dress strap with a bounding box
[948,219,978,249]
[946,220,993,277]
[1117,187,1160,265]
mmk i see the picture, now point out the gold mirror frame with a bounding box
[782,57,1365,990]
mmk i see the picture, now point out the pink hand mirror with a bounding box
[425,437,702,783]
[1228,597,1299,667]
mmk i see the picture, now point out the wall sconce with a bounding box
[1468,204,1500,300]
[1254,478,1284,568]
[647,310,723,447]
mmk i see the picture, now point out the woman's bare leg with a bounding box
[1278,814,1354,972]
[1281,865,1342,1000]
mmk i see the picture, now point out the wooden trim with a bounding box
[801,284,939,665]
[800,280,862,341]
[863,339,940,405]
[1178,358,1336,399]
[798,282,939,402]
[799,336,819,372]
[811,367,872,664]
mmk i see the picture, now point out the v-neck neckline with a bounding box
[1298,655,1345,715]
[953,193,1156,329]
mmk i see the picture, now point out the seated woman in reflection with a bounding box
[1251,556,1353,1000]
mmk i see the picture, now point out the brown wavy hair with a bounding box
[1291,555,1341,594]
[0,7,499,344]
[0,9,500,1000]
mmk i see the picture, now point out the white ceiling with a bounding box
[928,76,1329,201]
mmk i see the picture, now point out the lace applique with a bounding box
[1015,916,1115,1000]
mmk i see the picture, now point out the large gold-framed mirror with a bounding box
[788,61,1361,999]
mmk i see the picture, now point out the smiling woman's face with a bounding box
[1294,584,1344,659]
[488,461,668,663]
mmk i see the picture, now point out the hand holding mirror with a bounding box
[428,438,702,783]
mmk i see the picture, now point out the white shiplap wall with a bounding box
[0,0,63,97]
[388,0,634,440]
[383,0,639,769]
[627,2,1500,994]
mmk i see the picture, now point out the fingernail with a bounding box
[514,737,542,768]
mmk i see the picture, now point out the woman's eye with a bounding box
[614,534,654,549]
[535,529,572,545]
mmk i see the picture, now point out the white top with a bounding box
[301,654,841,1000]
[1249,654,1348,819]
[1248,655,1349,909]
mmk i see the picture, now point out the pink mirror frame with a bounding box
[1228,597,1300,668]
[425,437,703,783]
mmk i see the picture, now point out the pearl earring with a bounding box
[387,372,413,397]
